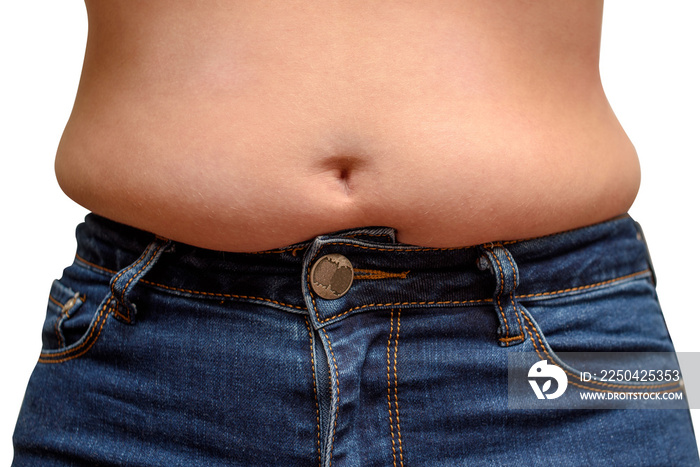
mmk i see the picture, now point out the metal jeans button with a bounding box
[310,253,354,299]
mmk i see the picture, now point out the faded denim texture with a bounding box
[13,214,700,466]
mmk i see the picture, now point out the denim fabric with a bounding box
[12,214,700,466]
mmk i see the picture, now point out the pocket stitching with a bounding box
[520,308,681,392]
[39,294,114,364]
[51,292,86,349]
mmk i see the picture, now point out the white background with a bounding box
[1,1,698,463]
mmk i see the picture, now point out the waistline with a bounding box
[72,214,654,321]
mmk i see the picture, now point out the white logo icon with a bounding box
[528,360,568,399]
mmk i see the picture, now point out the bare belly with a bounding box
[55,0,640,252]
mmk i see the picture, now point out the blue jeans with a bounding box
[13,214,700,466]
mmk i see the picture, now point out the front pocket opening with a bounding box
[42,280,88,351]
[519,307,683,394]
[55,291,87,348]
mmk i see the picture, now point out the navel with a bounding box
[320,154,366,197]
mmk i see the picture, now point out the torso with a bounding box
[56,0,640,252]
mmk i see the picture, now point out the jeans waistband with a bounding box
[73,213,654,327]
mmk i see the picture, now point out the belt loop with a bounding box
[633,221,657,287]
[478,243,525,347]
[110,237,171,324]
